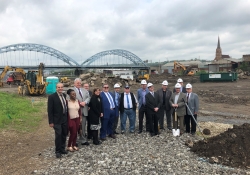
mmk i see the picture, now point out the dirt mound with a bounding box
[198,90,250,105]
[191,123,250,169]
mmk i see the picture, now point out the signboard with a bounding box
[209,74,221,78]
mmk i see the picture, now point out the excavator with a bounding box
[0,66,26,87]
[173,61,195,76]
[0,63,48,95]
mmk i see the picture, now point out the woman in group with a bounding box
[88,88,103,145]
[67,89,81,151]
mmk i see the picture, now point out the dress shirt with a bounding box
[186,92,192,103]
[123,93,133,109]
[115,92,119,106]
[142,90,146,105]
[174,93,180,104]
[104,92,115,108]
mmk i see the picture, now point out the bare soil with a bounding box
[0,76,250,173]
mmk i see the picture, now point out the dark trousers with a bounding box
[185,114,197,133]
[148,114,159,134]
[68,117,80,147]
[87,116,92,139]
[53,121,67,153]
[139,104,149,131]
[91,130,99,144]
[158,106,172,129]
[100,109,115,139]
[113,114,119,132]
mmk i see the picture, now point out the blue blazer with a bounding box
[137,88,149,109]
[100,91,116,119]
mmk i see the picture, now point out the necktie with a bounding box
[78,88,83,98]
[60,94,67,113]
[126,94,130,108]
[187,93,189,104]
[107,93,115,108]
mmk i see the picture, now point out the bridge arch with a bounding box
[81,49,148,67]
[0,43,80,66]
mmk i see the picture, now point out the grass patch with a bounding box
[0,92,46,132]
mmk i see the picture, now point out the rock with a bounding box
[209,157,219,164]
[230,133,237,138]
[185,140,194,148]
[203,128,211,135]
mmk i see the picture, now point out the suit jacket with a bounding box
[186,92,199,115]
[156,88,172,111]
[48,92,67,125]
[74,87,90,116]
[100,91,116,119]
[145,91,161,115]
[88,95,103,125]
[111,91,120,117]
[169,92,187,116]
[173,86,187,93]
[137,88,149,109]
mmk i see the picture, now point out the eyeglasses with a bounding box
[125,87,129,89]
[103,87,109,88]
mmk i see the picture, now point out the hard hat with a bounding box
[177,78,183,83]
[175,83,181,88]
[147,83,153,88]
[186,83,192,88]
[141,80,147,85]
[114,83,120,88]
[162,80,168,86]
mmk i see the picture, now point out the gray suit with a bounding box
[169,92,186,132]
[185,92,199,134]
[74,87,90,143]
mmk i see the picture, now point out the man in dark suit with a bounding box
[48,83,68,158]
[157,80,173,130]
[100,83,116,140]
[184,83,199,135]
[137,80,149,133]
[112,83,121,134]
[173,78,186,93]
[145,83,161,136]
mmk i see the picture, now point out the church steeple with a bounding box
[217,36,221,49]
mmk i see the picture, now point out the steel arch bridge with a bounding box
[0,43,80,66]
[81,49,148,67]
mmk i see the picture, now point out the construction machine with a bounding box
[173,61,195,76]
[0,66,26,87]
[135,69,150,82]
[20,63,48,95]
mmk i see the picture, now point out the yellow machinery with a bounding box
[136,69,150,82]
[60,77,70,83]
[173,61,195,76]
[0,66,26,87]
[20,63,48,95]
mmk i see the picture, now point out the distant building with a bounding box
[214,37,231,61]
[243,54,250,62]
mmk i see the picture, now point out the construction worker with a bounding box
[173,78,186,93]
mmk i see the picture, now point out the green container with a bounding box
[46,76,59,94]
[200,73,236,82]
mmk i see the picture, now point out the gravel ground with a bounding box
[33,127,249,175]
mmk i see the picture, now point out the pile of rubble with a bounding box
[236,69,250,79]
[198,90,250,105]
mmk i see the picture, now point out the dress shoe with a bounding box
[81,142,90,146]
[150,133,155,137]
[56,153,61,158]
[94,141,102,145]
[121,131,125,134]
[160,128,165,130]
[138,130,142,134]
[100,138,106,141]
[108,134,116,139]
[114,131,119,134]
[191,132,196,135]
[130,130,135,133]
[61,150,68,154]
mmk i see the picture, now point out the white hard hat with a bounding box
[175,83,181,88]
[147,83,153,88]
[162,80,168,86]
[141,80,147,85]
[186,83,192,88]
[114,83,120,88]
[177,78,183,83]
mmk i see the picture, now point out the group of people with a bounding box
[47,77,199,158]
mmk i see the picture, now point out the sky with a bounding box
[0,0,250,65]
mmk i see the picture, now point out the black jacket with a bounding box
[119,92,137,113]
[145,92,161,115]
[47,92,67,125]
[157,88,172,111]
[88,95,103,125]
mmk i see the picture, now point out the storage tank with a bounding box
[46,76,59,94]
